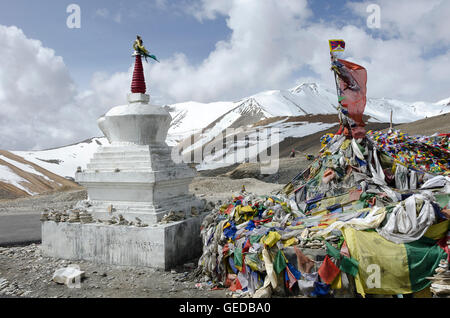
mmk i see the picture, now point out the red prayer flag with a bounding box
[336,59,367,138]
[229,277,243,292]
[224,204,234,215]
[340,241,350,258]
[318,255,341,285]
[242,239,251,253]
[286,266,298,289]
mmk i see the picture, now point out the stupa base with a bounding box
[41,213,207,270]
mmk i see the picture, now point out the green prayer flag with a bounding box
[435,193,450,209]
[341,226,447,295]
[340,256,359,276]
[234,246,243,267]
[405,236,447,292]
[273,250,287,274]
[325,241,341,260]
[250,235,263,245]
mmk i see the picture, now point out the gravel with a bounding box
[0,244,227,298]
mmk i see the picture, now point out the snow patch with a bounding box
[0,155,52,181]
[0,165,36,195]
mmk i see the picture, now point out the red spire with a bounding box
[131,54,146,94]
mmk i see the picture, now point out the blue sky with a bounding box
[0,0,231,89]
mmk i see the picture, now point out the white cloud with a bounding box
[144,0,450,103]
[0,25,111,150]
[144,0,314,103]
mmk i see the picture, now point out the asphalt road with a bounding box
[0,213,41,246]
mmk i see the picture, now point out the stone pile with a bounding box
[98,214,149,227]
[133,217,148,228]
[428,233,450,298]
[68,210,81,223]
[40,209,153,227]
[429,259,450,297]
[79,211,93,224]
[40,209,94,224]
[295,228,341,250]
[40,198,217,226]
[160,211,186,224]
[158,201,215,224]
[40,210,49,222]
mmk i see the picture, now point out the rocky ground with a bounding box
[0,175,284,298]
[220,157,312,184]
[0,243,229,298]
[0,189,87,215]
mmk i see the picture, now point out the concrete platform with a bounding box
[41,213,207,270]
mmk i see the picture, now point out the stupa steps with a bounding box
[95,145,170,153]
[89,157,151,164]
[86,161,183,170]
[92,153,152,160]
[89,206,165,214]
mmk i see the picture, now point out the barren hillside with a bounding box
[0,150,81,200]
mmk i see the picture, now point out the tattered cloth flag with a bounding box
[318,255,341,284]
[341,226,448,297]
[333,58,367,139]
[286,263,302,289]
[273,249,287,274]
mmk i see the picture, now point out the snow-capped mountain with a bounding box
[365,97,450,124]
[4,82,449,193]
[166,83,339,146]
[166,82,449,146]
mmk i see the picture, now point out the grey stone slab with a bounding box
[41,213,206,270]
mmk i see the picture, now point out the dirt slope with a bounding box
[0,150,82,200]
[382,113,450,135]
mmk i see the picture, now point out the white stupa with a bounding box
[75,51,201,224]
[41,40,206,269]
